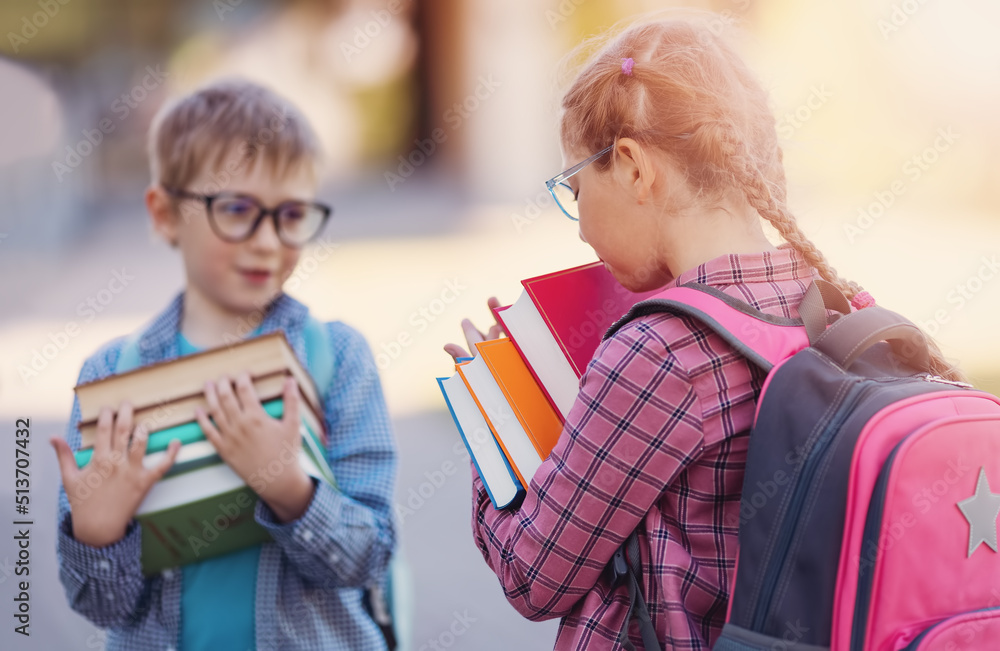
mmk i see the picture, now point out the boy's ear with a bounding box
[612,137,656,203]
[146,185,179,247]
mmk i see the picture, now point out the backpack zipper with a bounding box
[750,380,874,631]
[921,374,974,389]
[900,606,1000,650]
[850,439,903,650]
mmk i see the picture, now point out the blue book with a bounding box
[437,374,524,509]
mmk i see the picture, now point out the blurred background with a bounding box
[1,0,998,649]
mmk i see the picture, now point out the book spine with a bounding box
[437,377,523,510]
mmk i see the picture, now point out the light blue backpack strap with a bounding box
[115,331,145,374]
[300,315,411,651]
[302,315,335,398]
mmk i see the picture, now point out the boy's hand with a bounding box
[443,296,505,361]
[50,402,182,548]
[196,373,314,523]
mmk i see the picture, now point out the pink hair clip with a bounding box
[850,290,876,310]
[621,57,634,76]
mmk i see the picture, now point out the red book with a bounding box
[494,261,663,419]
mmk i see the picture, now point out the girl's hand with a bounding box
[196,373,314,523]
[50,402,182,548]
[443,296,505,362]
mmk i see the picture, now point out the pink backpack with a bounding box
[604,279,1000,650]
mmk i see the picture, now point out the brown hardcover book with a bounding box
[74,331,324,432]
[78,371,326,449]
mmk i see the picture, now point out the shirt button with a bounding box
[162,569,174,580]
[328,551,340,564]
[300,528,314,542]
[97,560,110,571]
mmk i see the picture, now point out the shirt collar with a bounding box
[669,244,820,288]
[134,290,309,366]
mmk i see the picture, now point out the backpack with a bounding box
[116,316,412,651]
[603,278,1000,650]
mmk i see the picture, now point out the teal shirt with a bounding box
[177,330,259,651]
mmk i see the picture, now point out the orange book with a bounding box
[475,338,563,460]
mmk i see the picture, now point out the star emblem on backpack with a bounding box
[956,467,1000,557]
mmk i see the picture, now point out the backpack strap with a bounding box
[115,330,145,374]
[301,315,335,398]
[301,316,405,651]
[610,531,663,651]
[604,282,816,650]
[605,282,813,371]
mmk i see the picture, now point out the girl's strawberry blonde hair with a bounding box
[558,11,966,383]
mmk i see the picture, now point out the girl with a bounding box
[444,13,964,650]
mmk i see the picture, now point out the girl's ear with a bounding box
[612,138,656,203]
[146,185,179,247]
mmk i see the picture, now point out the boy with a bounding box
[49,78,397,651]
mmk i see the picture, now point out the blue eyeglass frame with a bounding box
[544,143,615,221]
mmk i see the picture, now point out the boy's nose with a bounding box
[250,214,283,249]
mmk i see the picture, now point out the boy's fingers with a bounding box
[128,423,149,466]
[149,439,182,482]
[50,437,78,483]
[214,376,242,423]
[203,380,231,432]
[95,406,113,454]
[281,377,300,433]
[234,372,262,414]
[196,407,222,448]
[112,401,134,454]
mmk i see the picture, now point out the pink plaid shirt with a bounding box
[471,245,823,650]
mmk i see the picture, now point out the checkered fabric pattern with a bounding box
[472,246,823,650]
[56,291,397,650]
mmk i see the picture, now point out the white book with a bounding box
[456,354,543,486]
[497,290,579,419]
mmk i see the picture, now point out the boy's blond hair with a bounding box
[148,77,322,193]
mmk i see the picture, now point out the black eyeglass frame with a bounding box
[163,186,332,247]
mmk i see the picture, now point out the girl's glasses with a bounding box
[544,144,614,221]
[163,187,331,247]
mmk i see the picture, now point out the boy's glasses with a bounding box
[544,144,614,221]
[163,187,332,247]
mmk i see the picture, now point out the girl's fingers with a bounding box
[460,318,487,350]
[443,343,471,362]
[486,296,506,335]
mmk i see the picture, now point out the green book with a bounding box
[73,398,337,575]
[134,440,335,575]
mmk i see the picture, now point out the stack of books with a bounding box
[437,262,662,509]
[72,331,335,575]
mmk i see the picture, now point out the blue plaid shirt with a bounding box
[55,291,397,651]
